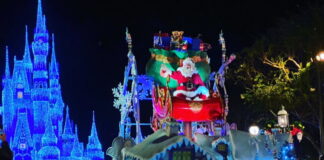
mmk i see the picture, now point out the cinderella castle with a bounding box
[0,0,104,159]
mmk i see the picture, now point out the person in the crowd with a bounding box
[0,128,13,160]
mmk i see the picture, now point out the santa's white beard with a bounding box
[178,67,194,78]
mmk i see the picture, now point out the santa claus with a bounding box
[160,58,209,101]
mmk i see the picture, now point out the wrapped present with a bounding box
[191,38,202,51]
[200,43,212,51]
[153,33,171,49]
[153,32,204,51]
[182,37,192,45]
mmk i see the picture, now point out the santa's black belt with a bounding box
[179,82,197,90]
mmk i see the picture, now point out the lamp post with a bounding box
[297,132,303,142]
[277,106,289,130]
[316,51,324,158]
[249,125,260,160]
[249,125,260,136]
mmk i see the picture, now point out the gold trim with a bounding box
[151,54,208,64]
[151,54,179,63]
[189,102,203,113]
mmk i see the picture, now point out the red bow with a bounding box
[290,127,302,136]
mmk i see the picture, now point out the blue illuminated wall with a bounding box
[0,0,104,159]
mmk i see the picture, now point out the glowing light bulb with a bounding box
[249,125,259,136]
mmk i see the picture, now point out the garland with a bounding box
[290,121,305,136]
[261,120,304,136]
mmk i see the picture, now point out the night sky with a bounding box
[0,0,320,159]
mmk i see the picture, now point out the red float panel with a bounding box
[171,97,224,122]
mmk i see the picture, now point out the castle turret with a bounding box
[49,34,59,86]
[0,1,103,159]
[12,57,32,108]
[61,106,75,159]
[12,107,34,160]
[71,125,84,160]
[32,0,49,88]
[49,34,64,137]
[23,26,33,86]
[11,56,33,137]
[31,0,50,150]
[12,60,31,94]
[4,46,11,79]
[2,47,14,139]
[85,111,104,160]
[38,113,60,160]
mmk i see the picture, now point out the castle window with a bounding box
[17,84,23,89]
[215,142,229,158]
[17,91,23,99]
[19,143,26,149]
[171,149,192,160]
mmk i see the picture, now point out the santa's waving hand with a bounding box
[160,64,172,78]
[160,58,210,101]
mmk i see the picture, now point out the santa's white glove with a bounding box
[195,86,210,97]
[160,64,171,77]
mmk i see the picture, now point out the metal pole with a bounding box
[183,122,192,140]
[317,62,324,159]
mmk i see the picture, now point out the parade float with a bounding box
[107,29,300,160]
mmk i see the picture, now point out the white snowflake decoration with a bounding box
[112,83,133,112]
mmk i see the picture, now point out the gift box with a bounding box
[153,33,204,51]
[182,37,192,44]
[191,38,202,51]
[153,33,171,49]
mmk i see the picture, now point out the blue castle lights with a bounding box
[0,0,104,159]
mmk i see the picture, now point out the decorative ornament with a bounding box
[263,120,276,134]
[189,102,203,113]
[297,132,303,142]
[171,31,184,49]
[112,83,133,112]
[290,121,304,142]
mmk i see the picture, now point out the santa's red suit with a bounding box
[170,69,209,100]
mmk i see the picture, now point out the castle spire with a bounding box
[5,46,10,78]
[43,15,46,31]
[50,34,59,75]
[2,46,14,140]
[74,125,79,141]
[35,0,45,34]
[12,110,34,156]
[71,125,83,158]
[24,26,34,86]
[41,112,58,145]
[63,106,73,135]
[92,111,95,122]
[23,26,32,64]
[71,138,82,158]
[38,112,60,159]
[31,0,50,145]
[61,106,75,158]
[90,111,99,139]
[85,111,104,159]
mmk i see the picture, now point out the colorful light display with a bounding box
[0,0,104,159]
[109,29,300,160]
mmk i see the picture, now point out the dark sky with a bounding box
[0,0,319,159]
